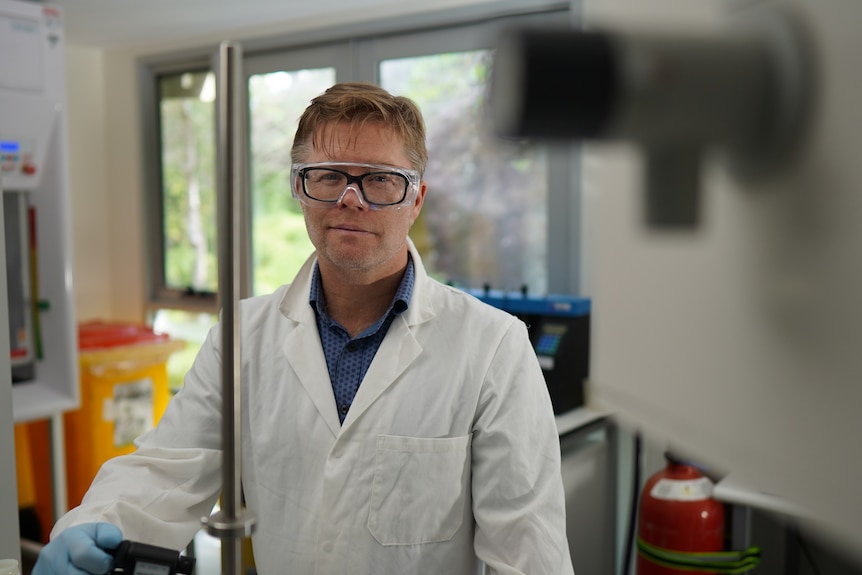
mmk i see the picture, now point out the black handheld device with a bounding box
[109,540,195,575]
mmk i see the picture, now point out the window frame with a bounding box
[141,0,580,313]
[142,56,217,312]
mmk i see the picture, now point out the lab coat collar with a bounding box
[340,314,422,431]
[277,237,435,436]
[277,237,435,327]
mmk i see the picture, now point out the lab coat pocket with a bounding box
[368,434,472,546]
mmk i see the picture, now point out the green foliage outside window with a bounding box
[159,74,218,293]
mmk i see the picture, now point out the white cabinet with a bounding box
[559,415,617,574]
[0,195,21,574]
[0,0,78,550]
[1,0,79,422]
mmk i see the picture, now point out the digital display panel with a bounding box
[535,323,568,356]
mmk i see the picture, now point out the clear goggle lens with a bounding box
[291,162,420,209]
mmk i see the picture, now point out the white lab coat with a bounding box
[54,243,575,575]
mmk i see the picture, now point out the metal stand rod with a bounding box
[203,40,255,575]
[49,413,68,520]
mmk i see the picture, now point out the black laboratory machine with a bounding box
[471,290,590,414]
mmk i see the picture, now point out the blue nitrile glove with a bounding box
[32,522,123,575]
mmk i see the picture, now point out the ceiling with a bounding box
[45,0,420,49]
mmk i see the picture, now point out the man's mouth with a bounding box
[331,224,369,234]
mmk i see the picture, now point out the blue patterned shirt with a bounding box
[310,256,415,424]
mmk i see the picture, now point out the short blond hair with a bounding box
[291,82,428,175]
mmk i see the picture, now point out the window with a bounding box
[143,3,581,372]
[151,308,217,392]
[154,69,218,300]
[248,68,333,295]
[379,51,547,292]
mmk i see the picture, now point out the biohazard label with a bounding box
[102,378,154,447]
[649,477,714,501]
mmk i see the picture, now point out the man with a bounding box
[34,83,575,574]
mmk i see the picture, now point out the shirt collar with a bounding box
[309,253,415,319]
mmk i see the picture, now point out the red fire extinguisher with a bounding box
[636,453,725,575]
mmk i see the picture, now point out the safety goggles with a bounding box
[290,162,421,210]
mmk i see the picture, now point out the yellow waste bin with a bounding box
[64,321,184,508]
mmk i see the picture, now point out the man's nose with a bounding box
[336,184,367,208]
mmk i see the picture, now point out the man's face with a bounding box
[300,122,426,281]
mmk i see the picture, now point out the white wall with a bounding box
[66,46,112,321]
[101,48,147,322]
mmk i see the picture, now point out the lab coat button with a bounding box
[322,541,333,553]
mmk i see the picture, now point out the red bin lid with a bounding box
[78,320,171,351]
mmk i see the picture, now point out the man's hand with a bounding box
[32,523,123,575]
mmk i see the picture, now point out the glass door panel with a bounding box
[380,52,547,293]
[248,68,334,295]
[158,69,218,295]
